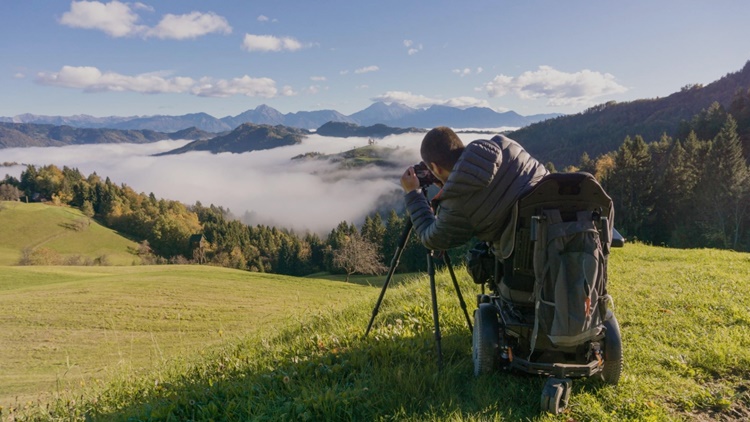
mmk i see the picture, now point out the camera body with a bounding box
[413,162,440,187]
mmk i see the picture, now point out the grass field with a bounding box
[2,201,750,420]
[0,265,371,407]
[0,201,139,265]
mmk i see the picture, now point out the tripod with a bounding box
[364,211,474,368]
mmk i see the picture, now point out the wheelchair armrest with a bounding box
[611,228,625,248]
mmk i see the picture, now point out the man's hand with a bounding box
[401,166,420,193]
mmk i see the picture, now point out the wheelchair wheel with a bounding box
[541,378,571,414]
[472,303,500,376]
[600,315,623,385]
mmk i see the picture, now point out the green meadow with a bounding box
[0,265,369,406]
[0,202,140,266]
[1,202,750,420]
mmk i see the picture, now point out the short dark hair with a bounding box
[420,126,465,170]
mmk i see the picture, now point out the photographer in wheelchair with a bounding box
[401,126,623,414]
[400,126,547,264]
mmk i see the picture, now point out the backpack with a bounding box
[524,174,614,355]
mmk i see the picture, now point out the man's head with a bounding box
[420,126,464,182]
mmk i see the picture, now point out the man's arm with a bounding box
[404,190,474,251]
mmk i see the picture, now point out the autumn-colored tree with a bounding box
[332,232,387,282]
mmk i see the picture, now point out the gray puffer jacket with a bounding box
[405,134,548,256]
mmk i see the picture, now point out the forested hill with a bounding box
[0,122,215,148]
[510,60,750,167]
[156,123,309,155]
[315,122,425,138]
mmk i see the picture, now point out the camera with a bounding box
[413,162,440,187]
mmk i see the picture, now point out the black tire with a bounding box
[472,303,500,376]
[600,315,623,385]
[541,380,565,414]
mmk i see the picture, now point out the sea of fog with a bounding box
[1,131,505,233]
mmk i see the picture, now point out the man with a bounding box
[400,126,547,257]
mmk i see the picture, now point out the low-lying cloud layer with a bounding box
[1,133,465,233]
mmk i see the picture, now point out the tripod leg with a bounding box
[364,221,413,338]
[428,251,444,368]
[443,253,473,334]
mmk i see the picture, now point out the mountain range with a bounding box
[0,103,560,133]
[0,122,215,148]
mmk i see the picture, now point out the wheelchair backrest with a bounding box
[501,172,614,294]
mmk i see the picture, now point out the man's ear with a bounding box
[428,162,449,183]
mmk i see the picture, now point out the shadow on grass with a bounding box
[81,329,612,421]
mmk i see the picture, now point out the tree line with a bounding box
[572,100,750,251]
[1,165,441,276]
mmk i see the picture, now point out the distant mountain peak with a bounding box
[254,104,277,112]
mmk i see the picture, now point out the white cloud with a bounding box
[482,65,628,106]
[442,96,492,108]
[310,76,327,82]
[59,0,146,37]
[14,73,25,79]
[242,34,305,52]
[453,67,483,77]
[404,39,423,55]
[35,66,190,93]
[256,14,278,23]
[132,2,154,12]
[59,1,231,40]
[453,68,471,77]
[192,75,278,98]
[354,65,379,74]
[280,85,296,96]
[147,11,231,40]
[35,65,281,98]
[339,70,349,75]
[371,91,490,109]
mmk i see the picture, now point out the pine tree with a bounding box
[361,213,386,256]
[696,116,749,248]
[382,210,405,265]
[578,152,596,175]
[607,136,654,240]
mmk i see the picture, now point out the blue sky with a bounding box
[2,1,749,119]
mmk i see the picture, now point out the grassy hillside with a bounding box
[4,243,750,421]
[0,201,140,265]
[0,265,370,406]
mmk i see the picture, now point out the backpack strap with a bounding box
[528,209,558,357]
